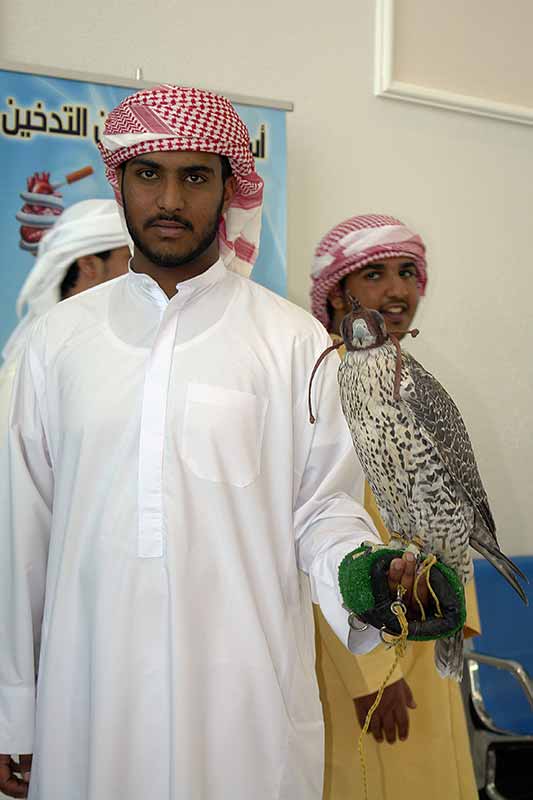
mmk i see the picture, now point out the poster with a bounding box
[0,64,288,354]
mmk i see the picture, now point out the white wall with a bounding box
[394,0,533,106]
[1,0,531,556]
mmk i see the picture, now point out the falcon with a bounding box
[331,299,527,678]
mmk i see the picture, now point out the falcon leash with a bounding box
[357,586,409,800]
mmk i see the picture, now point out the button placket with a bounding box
[137,301,180,558]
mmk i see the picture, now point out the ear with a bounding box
[77,254,101,281]
[222,175,237,214]
[328,284,347,311]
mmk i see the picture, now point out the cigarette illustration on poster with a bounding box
[0,66,288,356]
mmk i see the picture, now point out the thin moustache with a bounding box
[147,217,193,231]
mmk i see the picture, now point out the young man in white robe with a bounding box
[0,86,425,800]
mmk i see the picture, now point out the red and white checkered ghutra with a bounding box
[310,214,428,331]
[98,85,264,276]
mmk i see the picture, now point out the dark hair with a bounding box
[325,275,348,329]
[59,249,112,300]
[220,155,232,183]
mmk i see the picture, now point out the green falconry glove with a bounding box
[339,544,466,641]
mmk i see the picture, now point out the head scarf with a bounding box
[98,85,264,277]
[310,214,428,330]
[2,199,129,365]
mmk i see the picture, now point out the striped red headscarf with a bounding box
[310,214,428,330]
[98,85,264,277]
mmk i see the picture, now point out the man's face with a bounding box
[121,151,233,269]
[342,256,420,335]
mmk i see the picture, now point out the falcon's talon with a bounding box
[351,542,374,559]
[405,542,422,560]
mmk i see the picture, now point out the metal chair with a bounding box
[461,557,533,800]
[462,647,533,799]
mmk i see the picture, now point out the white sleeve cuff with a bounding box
[311,540,381,655]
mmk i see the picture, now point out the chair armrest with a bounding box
[465,652,533,709]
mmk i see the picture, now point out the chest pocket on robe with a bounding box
[181,383,268,487]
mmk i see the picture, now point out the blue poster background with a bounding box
[0,68,287,354]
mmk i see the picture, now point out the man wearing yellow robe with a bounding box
[310,214,480,799]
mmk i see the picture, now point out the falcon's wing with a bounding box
[400,352,496,538]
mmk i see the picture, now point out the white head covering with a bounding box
[2,199,129,365]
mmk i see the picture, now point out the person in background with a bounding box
[0,198,130,435]
[310,213,480,800]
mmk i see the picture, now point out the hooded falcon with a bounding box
[332,299,527,679]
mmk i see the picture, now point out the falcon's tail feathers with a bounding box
[470,539,528,605]
[495,550,528,582]
[472,533,528,581]
[434,629,464,681]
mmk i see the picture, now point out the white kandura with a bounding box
[0,258,380,800]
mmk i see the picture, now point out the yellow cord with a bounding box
[413,554,443,620]
[388,537,443,623]
[357,542,443,798]
[358,601,409,800]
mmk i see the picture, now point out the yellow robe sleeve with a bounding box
[463,576,481,638]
